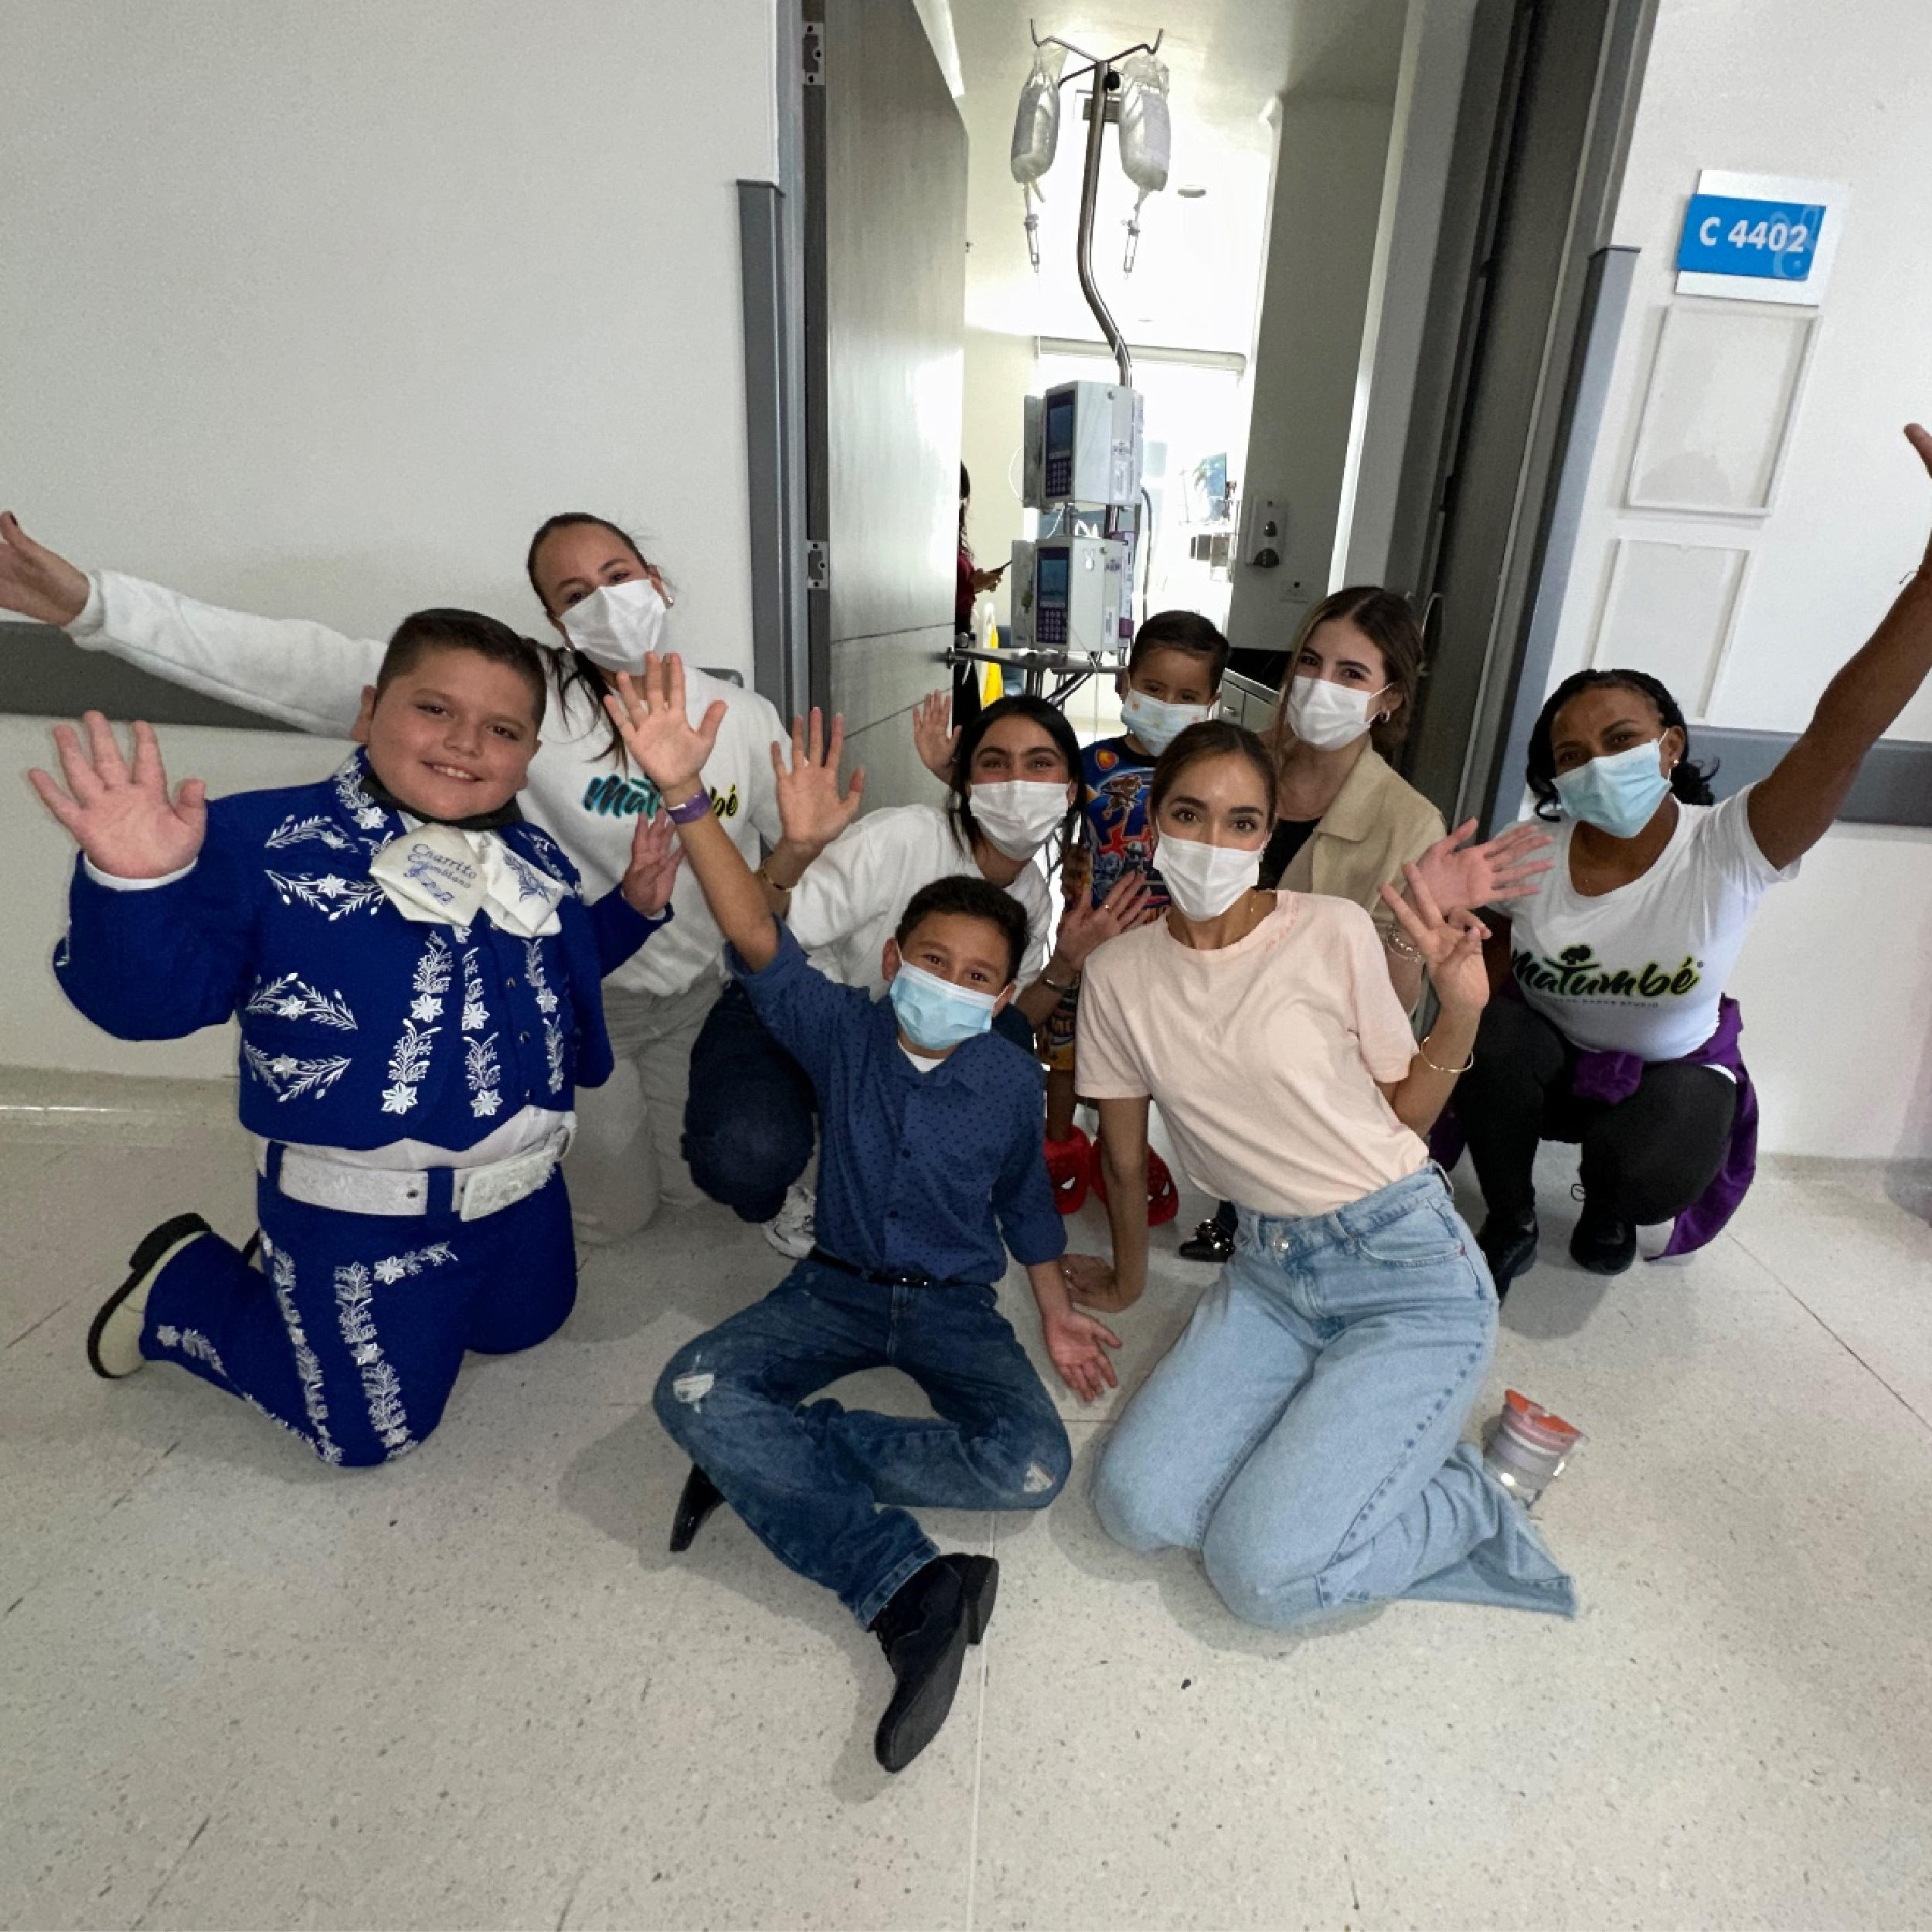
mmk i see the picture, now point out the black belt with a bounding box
[807,1247,978,1291]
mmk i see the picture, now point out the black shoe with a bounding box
[668,1464,725,1553]
[872,1553,997,1773]
[1179,1201,1236,1264]
[1476,1206,1539,1301]
[87,1212,212,1379]
[956,1552,998,1645]
[1570,1204,1637,1275]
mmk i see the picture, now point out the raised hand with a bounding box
[1381,866,1490,1017]
[1408,818,1553,916]
[29,713,206,879]
[771,706,864,852]
[0,512,90,627]
[910,688,959,782]
[1039,1291,1122,1402]
[604,654,725,797]
[620,799,684,917]
[1051,870,1154,972]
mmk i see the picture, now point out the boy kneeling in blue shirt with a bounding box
[32,611,680,1465]
[605,655,1121,1774]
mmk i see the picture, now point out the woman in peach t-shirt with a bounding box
[1072,721,1574,1631]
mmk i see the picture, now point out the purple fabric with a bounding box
[1570,995,1755,1259]
[1427,990,1758,1260]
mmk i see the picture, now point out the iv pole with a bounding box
[1029,22,1163,389]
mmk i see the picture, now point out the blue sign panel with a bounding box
[1676,194,1825,283]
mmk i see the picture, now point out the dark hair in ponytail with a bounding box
[524,512,668,767]
[1526,668,1719,821]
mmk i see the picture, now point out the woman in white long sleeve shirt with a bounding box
[0,509,783,1243]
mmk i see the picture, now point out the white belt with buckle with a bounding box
[262,1126,573,1222]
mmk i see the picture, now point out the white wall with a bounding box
[1,0,777,1079]
[1537,0,1932,1158]
[2,0,776,659]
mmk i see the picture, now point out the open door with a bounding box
[1396,0,1655,827]
[801,0,968,806]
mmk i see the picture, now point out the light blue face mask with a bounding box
[888,961,1002,1053]
[1552,737,1672,840]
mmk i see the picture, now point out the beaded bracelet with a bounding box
[1382,923,1424,961]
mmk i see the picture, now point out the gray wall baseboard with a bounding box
[1695,729,1932,829]
[1,621,298,731]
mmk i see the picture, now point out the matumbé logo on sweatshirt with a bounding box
[580,775,740,821]
[1512,942,1702,1002]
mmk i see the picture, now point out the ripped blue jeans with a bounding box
[652,1258,1071,1627]
[1093,1166,1575,1628]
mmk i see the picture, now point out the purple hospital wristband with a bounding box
[665,790,714,826]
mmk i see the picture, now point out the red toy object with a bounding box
[1043,1128,1092,1216]
[1090,1141,1180,1226]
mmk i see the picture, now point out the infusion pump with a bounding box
[1004,376,1143,658]
[1023,381,1143,510]
[1006,535,1130,655]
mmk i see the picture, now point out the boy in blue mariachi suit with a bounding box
[32,610,682,1467]
[604,654,1123,1775]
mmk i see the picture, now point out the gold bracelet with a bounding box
[756,862,795,894]
[1039,969,1080,995]
[1382,925,1424,961]
[1417,1037,1475,1076]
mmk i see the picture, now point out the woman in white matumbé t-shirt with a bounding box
[1074,723,1575,1631]
[1458,423,1932,1295]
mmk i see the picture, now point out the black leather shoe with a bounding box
[872,1553,998,1773]
[668,1464,725,1553]
[1179,1200,1236,1264]
[1570,1205,1638,1275]
[1476,1206,1539,1301]
[87,1212,212,1379]
[955,1552,998,1645]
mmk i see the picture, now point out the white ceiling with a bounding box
[936,0,1406,354]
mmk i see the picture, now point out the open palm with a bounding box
[1410,817,1553,915]
[1382,866,1490,1014]
[604,655,726,796]
[772,706,864,851]
[29,713,206,879]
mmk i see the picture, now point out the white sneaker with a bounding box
[763,1183,817,1260]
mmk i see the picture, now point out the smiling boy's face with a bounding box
[352,647,542,821]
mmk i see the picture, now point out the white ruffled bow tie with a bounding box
[368,821,569,937]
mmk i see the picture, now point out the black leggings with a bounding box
[1455,996,1737,1226]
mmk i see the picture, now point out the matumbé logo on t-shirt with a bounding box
[1512,943,1702,1002]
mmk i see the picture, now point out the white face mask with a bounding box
[1121,687,1215,757]
[970,779,1071,859]
[1155,832,1261,922]
[558,577,668,675]
[1283,674,1387,752]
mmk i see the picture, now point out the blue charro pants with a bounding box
[140,1170,576,1467]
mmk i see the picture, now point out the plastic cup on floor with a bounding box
[1482,1388,1586,1507]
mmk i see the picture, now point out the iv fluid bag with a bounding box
[1010,43,1067,186]
[1117,52,1171,194]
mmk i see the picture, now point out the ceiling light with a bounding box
[1177,183,1207,199]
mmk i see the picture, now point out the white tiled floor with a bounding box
[3,1089,1930,1930]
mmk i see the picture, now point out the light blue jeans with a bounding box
[1093,1166,1576,1628]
